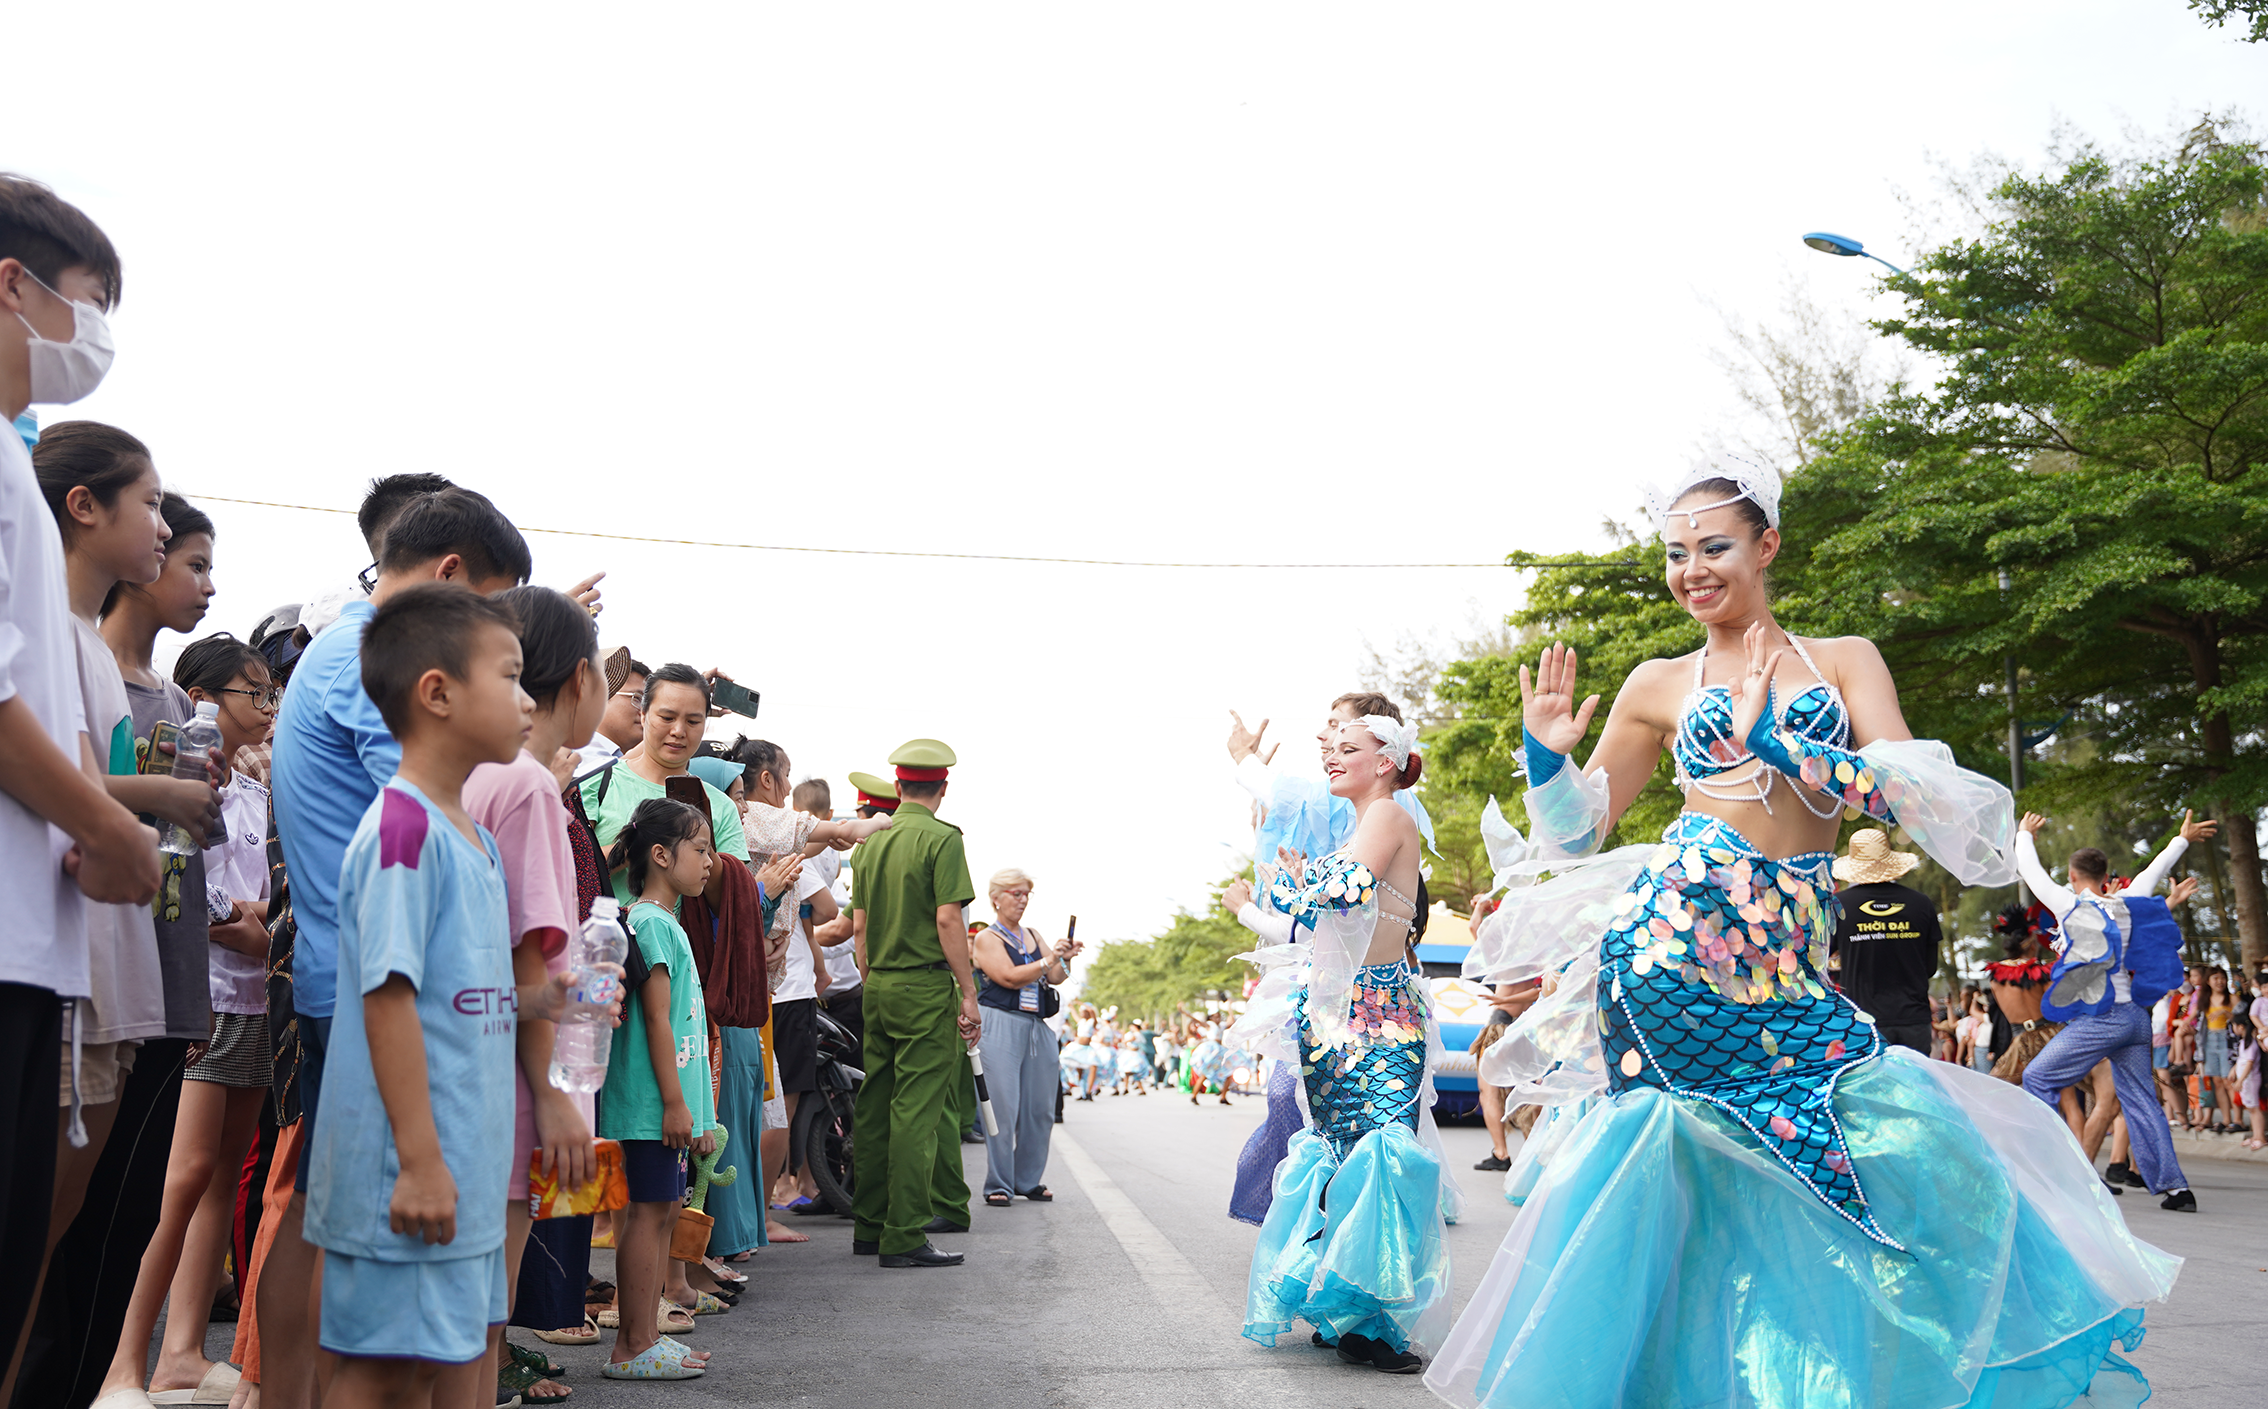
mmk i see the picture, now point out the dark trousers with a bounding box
[14,1037,190,1409]
[0,985,61,1360]
[851,971,966,1255]
[511,1214,594,1331]
[1877,1022,1933,1056]
[820,985,864,1051]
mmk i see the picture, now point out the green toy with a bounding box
[688,1123,738,1212]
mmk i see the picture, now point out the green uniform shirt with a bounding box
[853,802,974,970]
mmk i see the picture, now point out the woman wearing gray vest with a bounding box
[972,869,1077,1206]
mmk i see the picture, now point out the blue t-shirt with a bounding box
[272,599,401,1019]
[305,779,513,1262]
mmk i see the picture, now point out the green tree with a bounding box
[1804,118,2268,964]
[2189,0,2268,42]
[1079,873,1255,1023]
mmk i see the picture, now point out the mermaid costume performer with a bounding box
[1428,498,2178,1409]
[1227,747,1435,1225]
[1227,843,1459,1360]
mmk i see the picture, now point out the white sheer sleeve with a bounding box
[1523,764,1611,861]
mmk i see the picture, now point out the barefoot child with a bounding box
[601,798,719,1381]
[302,584,543,1409]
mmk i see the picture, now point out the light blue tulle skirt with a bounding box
[1426,1049,2178,1408]
[1245,961,1451,1354]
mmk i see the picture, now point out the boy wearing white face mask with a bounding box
[0,173,164,1399]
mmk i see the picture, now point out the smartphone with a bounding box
[710,677,761,719]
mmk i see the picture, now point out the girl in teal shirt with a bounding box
[599,798,716,1381]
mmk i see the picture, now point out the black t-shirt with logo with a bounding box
[1830,881,1942,1028]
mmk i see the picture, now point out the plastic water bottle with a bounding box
[161,702,224,857]
[550,897,627,1093]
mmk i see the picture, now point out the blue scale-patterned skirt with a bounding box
[1243,961,1448,1353]
[1427,813,2170,1409]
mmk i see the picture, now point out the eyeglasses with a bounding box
[218,685,283,712]
[1000,889,1030,900]
[356,560,378,594]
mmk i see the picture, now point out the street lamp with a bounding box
[1801,231,1910,277]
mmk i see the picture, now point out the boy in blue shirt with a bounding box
[304,582,539,1407]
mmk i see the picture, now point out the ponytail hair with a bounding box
[607,797,709,896]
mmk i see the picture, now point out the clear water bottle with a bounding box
[550,897,627,1093]
[161,702,224,857]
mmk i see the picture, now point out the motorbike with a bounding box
[791,1005,862,1214]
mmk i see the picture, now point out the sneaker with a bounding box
[2160,1188,2197,1213]
[2100,1176,2124,1196]
[1365,1341,1424,1374]
[1474,1153,1512,1172]
[1334,1332,1379,1367]
[2106,1161,2145,1189]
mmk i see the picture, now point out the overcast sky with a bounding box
[7,2,2263,979]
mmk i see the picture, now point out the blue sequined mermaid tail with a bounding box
[1244,961,1450,1354]
[1428,814,2180,1409]
[1230,1062,1302,1226]
[1601,814,1892,1243]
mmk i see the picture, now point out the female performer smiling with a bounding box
[1425,462,2180,1409]
[1232,715,1451,1375]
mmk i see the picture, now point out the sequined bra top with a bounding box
[1672,634,1851,819]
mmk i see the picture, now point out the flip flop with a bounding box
[700,1256,748,1284]
[148,1363,242,1405]
[984,1192,1014,1207]
[1019,1186,1054,1202]
[533,1317,599,1346]
[600,1346,703,1381]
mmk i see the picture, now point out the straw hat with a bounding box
[1832,828,1920,884]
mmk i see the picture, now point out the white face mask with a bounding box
[13,271,115,405]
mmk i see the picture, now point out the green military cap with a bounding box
[888,738,957,783]
[848,770,899,812]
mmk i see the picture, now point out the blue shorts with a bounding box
[619,1138,688,1204]
[292,1014,333,1194]
[319,1245,507,1364]
[2153,1044,2171,1071]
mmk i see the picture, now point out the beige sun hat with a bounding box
[1832,828,1921,884]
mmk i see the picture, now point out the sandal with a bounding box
[506,1341,564,1379]
[1019,1186,1054,1202]
[700,1257,748,1285]
[984,1192,1014,1207]
[600,1345,702,1381]
[499,1357,573,1402]
[674,1291,731,1316]
[660,1300,697,1334]
[533,1316,599,1346]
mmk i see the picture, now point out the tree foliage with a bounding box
[1426,117,2268,967]
[1078,873,1255,1024]
[2189,0,2268,42]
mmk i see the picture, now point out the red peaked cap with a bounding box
[895,765,949,782]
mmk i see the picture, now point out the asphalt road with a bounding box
[179,1090,2266,1407]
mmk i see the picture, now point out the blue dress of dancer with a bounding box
[1231,851,1457,1358]
[1228,751,1435,1225]
[1429,636,2181,1409]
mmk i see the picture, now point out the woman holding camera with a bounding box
[972,869,1077,1207]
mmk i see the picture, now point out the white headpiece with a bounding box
[1347,715,1421,776]
[1643,455,1783,534]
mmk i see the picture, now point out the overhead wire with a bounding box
[188,493,1655,571]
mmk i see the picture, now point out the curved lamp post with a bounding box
[1801,231,1909,277]
[1810,227,2024,903]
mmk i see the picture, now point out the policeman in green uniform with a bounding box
[847,770,900,815]
[850,739,981,1266]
